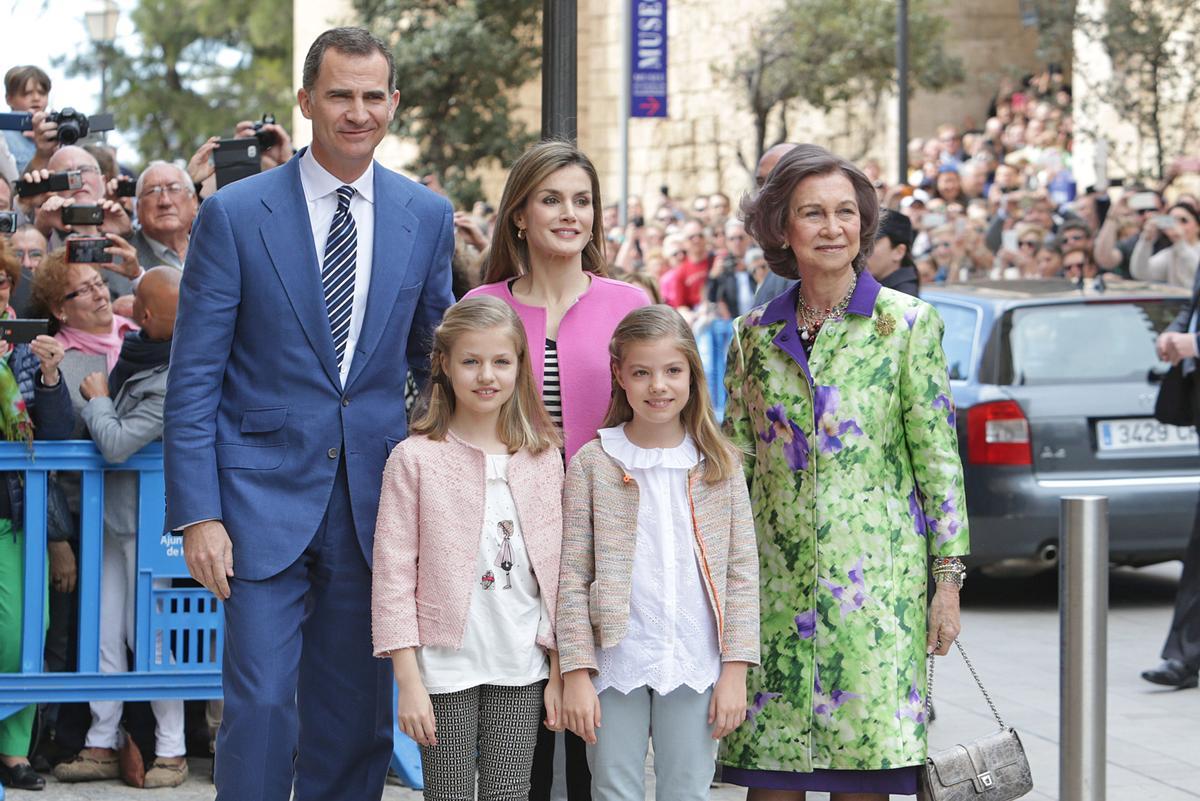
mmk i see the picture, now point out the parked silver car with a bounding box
[923,279,1199,573]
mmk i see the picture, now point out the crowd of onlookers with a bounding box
[3,56,1200,790]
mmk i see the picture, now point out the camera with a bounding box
[0,109,115,144]
[48,108,115,145]
[0,211,18,234]
[252,114,278,149]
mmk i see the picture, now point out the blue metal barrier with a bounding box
[0,441,422,789]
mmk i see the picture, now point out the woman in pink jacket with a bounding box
[466,140,649,465]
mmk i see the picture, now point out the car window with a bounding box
[927,301,979,380]
[999,300,1185,385]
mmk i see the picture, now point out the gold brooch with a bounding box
[874,313,896,337]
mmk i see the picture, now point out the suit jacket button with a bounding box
[341,397,350,407]
[327,447,339,459]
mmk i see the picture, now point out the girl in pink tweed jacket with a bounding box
[371,296,565,800]
[558,306,760,801]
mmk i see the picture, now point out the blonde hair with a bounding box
[481,139,608,284]
[602,305,739,483]
[411,296,560,454]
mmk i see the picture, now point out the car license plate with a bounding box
[1095,418,1198,451]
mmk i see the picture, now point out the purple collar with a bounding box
[749,270,883,384]
[752,270,883,328]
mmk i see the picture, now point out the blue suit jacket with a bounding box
[163,153,455,579]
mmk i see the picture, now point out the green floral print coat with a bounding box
[719,272,970,773]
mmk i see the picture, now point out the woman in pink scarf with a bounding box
[31,249,138,430]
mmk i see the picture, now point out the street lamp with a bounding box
[84,0,120,113]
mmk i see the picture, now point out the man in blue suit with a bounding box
[163,27,455,800]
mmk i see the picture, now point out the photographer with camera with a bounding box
[17,147,141,302]
[3,66,51,175]
[185,116,293,199]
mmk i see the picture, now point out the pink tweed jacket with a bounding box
[556,439,761,675]
[371,431,564,657]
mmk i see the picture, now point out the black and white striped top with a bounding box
[543,338,563,430]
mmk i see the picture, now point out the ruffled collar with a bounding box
[598,424,699,471]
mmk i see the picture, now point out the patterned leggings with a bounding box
[422,682,545,801]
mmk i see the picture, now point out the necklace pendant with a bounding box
[800,328,810,341]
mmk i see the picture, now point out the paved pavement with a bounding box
[7,563,1198,800]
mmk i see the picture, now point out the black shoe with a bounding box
[1141,659,1199,689]
[0,760,47,790]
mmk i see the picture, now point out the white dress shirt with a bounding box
[298,148,375,385]
[592,425,722,695]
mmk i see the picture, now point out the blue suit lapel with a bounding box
[344,166,419,391]
[259,158,342,389]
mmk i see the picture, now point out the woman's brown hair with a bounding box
[410,296,560,453]
[601,305,739,483]
[480,139,608,284]
[30,248,103,331]
[741,143,880,280]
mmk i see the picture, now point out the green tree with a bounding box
[59,0,292,168]
[1077,0,1200,180]
[354,0,541,206]
[722,0,964,170]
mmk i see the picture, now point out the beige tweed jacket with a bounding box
[557,439,761,675]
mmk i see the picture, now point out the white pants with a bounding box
[587,686,717,801]
[85,532,185,757]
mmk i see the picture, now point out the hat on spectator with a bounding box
[900,189,929,209]
[937,163,959,174]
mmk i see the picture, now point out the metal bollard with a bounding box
[1059,495,1108,801]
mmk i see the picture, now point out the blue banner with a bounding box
[631,0,667,118]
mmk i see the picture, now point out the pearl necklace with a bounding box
[798,272,858,342]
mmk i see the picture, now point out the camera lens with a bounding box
[58,122,81,145]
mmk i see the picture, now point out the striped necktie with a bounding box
[322,185,356,371]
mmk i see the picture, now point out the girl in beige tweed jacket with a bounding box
[558,306,760,801]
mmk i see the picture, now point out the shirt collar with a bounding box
[299,147,375,206]
[751,269,883,327]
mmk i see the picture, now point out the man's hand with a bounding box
[99,199,133,237]
[1157,332,1198,365]
[453,211,489,251]
[30,110,60,161]
[183,520,234,599]
[234,120,294,170]
[103,232,141,279]
[48,540,77,593]
[187,136,220,192]
[79,371,109,401]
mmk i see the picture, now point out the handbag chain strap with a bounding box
[925,639,1007,729]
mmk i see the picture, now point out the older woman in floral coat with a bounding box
[719,144,969,800]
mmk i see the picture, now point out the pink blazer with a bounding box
[371,432,565,657]
[465,276,650,461]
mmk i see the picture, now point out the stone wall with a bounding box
[292,0,1041,206]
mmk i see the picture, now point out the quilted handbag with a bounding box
[918,641,1034,801]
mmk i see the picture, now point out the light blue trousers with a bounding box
[587,686,717,801]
